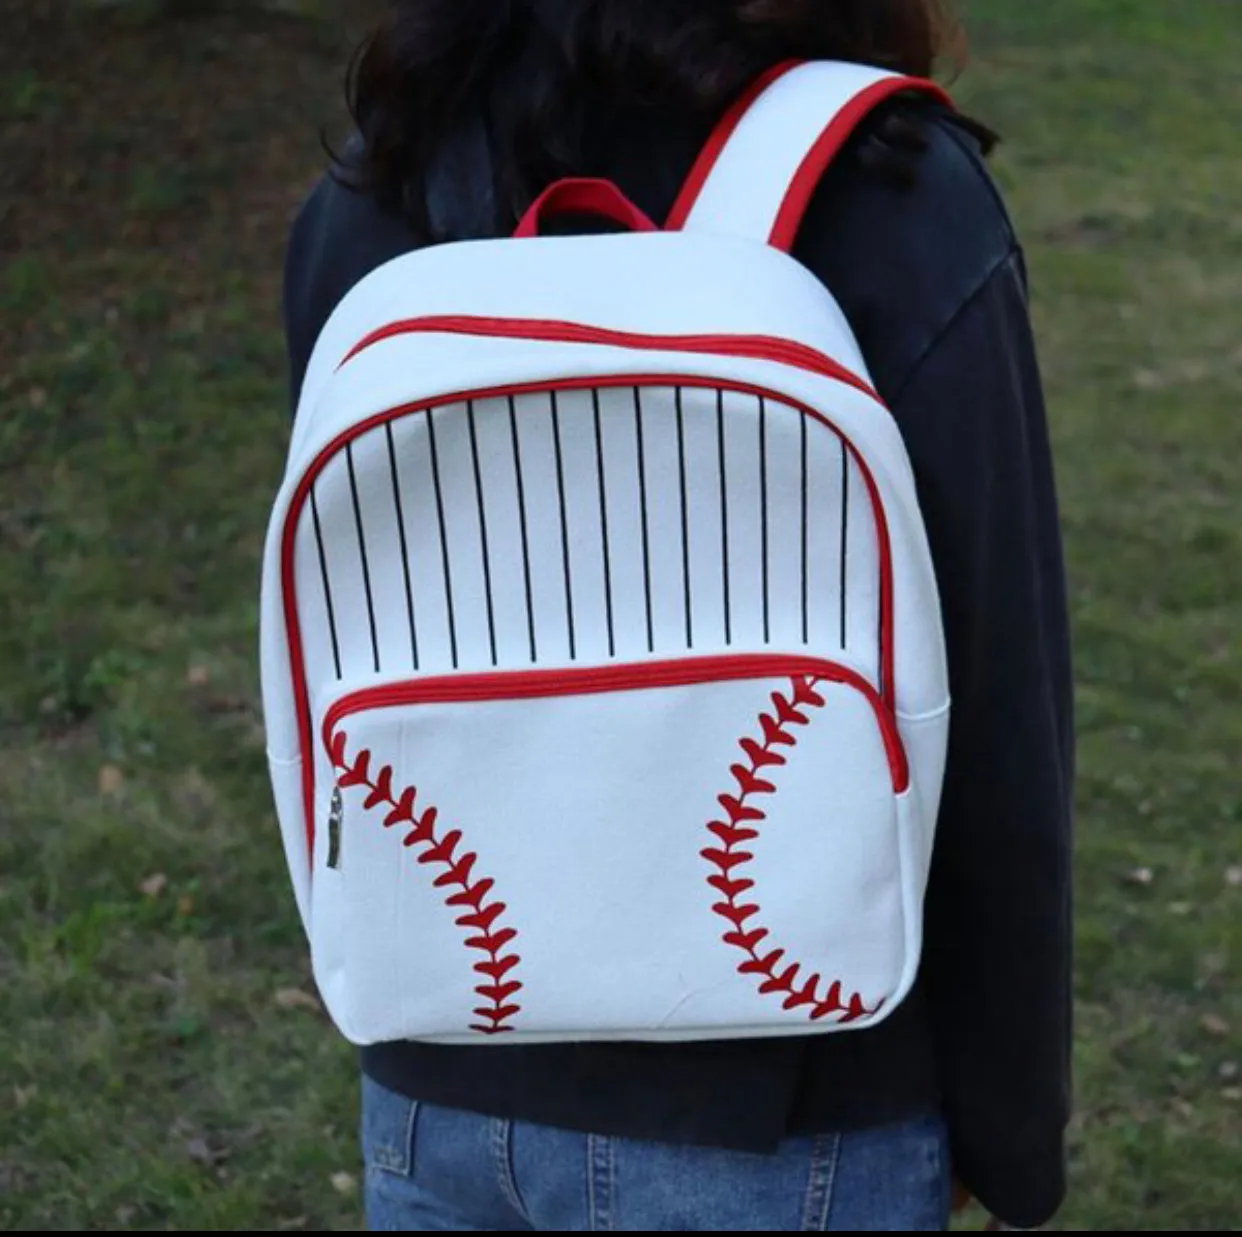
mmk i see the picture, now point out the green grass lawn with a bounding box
[2,1,1238,1229]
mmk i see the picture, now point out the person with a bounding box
[281,1,1074,1230]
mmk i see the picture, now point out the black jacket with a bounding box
[282,96,1074,1230]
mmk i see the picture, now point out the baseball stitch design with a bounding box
[701,675,879,1024]
[330,730,523,1035]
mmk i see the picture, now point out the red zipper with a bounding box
[321,653,908,794]
[340,315,881,403]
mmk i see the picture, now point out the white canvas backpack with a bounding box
[261,61,953,1046]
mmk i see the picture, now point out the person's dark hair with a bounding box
[343,0,984,237]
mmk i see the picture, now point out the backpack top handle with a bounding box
[515,177,660,238]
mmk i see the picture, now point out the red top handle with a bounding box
[514,178,659,238]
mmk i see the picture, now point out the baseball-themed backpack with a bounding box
[261,61,953,1045]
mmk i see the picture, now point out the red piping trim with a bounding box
[281,376,897,866]
[339,314,880,402]
[768,75,952,252]
[323,653,908,795]
[665,60,804,231]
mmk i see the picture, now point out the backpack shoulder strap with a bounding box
[667,60,953,252]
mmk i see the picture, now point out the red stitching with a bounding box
[701,675,881,1025]
[331,730,523,1035]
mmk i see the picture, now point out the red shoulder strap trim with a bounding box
[668,63,952,253]
[665,60,804,231]
[768,75,951,252]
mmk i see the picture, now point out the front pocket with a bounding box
[312,653,915,1046]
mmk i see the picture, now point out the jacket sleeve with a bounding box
[890,250,1075,1230]
[282,172,422,413]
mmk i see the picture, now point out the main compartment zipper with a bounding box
[339,315,881,403]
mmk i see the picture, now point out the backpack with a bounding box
[261,61,952,1045]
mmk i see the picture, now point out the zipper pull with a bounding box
[327,788,344,870]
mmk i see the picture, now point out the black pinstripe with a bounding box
[717,388,731,646]
[675,387,693,649]
[425,406,459,669]
[385,422,420,670]
[466,400,499,666]
[346,442,381,674]
[840,440,849,649]
[309,485,342,680]
[592,388,617,658]
[507,397,538,663]
[633,388,655,654]
[550,391,577,660]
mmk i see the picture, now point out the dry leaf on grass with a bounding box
[274,988,321,1012]
[186,1135,231,1167]
[140,873,168,898]
[98,764,125,796]
[202,693,252,716]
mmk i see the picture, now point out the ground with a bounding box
[1,1,1238,1230]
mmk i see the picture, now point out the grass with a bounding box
[1,1,1238,1230]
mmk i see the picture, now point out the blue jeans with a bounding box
[362,1076,951,1231]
